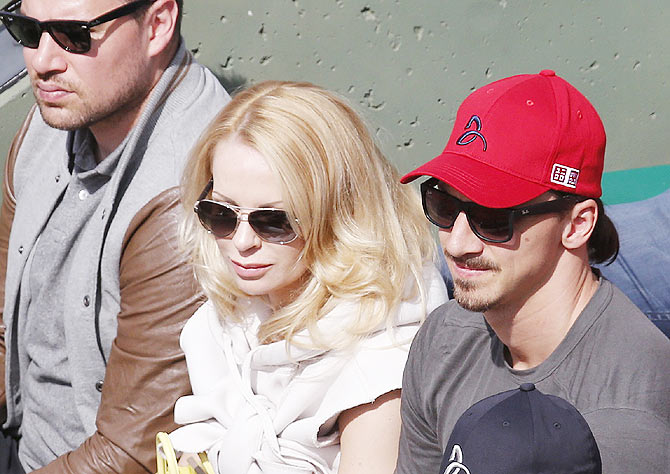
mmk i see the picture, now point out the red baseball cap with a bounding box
[401,70,606,208]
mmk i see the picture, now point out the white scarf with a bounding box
[170,264,448,473]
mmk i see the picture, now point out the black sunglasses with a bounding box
[0,0,153,54]
[194,179,299,245]
[421,178,578,243]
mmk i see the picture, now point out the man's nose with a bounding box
[25,31,68,77]
[440,212,485,258]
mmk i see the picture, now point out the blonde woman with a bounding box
[169,81,448,473]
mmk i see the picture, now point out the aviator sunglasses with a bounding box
[421,178,578,243]
[194,179,299,245]
[0,0,153,54]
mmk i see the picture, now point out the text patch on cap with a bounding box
[551,163,580,189]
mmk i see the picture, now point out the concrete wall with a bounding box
[2,1,669,201]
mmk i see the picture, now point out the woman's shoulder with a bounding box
[420,261,450,312]
[184,299,217,328]
[392,262,449,327]
[181,297,274,351]
[180,300,220,350]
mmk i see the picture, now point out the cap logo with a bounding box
[442,445,471,474]
[456,115,487,151]
[550,163,580,189]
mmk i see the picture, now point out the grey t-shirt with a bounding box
[397,278,670,474]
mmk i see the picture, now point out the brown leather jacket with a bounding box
[0,114,204,473]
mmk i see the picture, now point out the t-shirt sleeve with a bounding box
[308,324,420,447]
[396,315,445,474]
[584,407,670,474]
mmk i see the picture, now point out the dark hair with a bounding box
[588,197,619,265]
[131,0,182,36]
[175,0,183,35]
[553,192,619,265]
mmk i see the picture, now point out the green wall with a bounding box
[2,1,669,202]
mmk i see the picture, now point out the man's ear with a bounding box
[562,199,597,250]
[146,0,178,58]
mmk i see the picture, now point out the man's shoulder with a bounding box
[151,55,230,138]
[422,300,489,334]
[114,58,229,215]
[557,280,670,415]
[595,279,670,350]
[410,300,492,360]
[559,280,670,387]
[568,282,670,474]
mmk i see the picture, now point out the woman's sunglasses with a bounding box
[0,0,153,54]
[194,179,299,245]
[421,178,578,243]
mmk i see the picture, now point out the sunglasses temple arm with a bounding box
[2,0,21,12]
[87,0,151,27]
[196,179,214,202]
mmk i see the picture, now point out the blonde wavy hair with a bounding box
[181,80,435,350]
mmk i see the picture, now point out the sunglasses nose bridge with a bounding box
[447,200,469,228]
[453,211,473,235]
[443,211,486,256]
[230,213,262,250]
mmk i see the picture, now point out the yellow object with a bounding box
[156,432,215,474]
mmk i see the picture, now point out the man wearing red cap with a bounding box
[397,70,670,473]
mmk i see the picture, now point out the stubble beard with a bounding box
[449,255,503,313]
[32,61,152,132]
[453,278,500,313]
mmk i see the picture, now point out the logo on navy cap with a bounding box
[456,115,487,151]
[442,445,471,474]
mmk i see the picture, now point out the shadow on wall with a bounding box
[212,70,247,97]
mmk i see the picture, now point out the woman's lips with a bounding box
[231,260,272,279]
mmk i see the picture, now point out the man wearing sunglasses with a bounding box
[0,1,230,473]
[396,70,670,474]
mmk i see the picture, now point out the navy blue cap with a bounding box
[440,384,602,474]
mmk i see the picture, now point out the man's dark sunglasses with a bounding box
[0,0,153,54]
[421,178,578,243]
[194,179,299,245]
